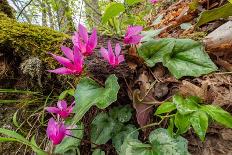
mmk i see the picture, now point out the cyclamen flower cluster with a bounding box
[46,24,143,145]
[48,24,143,75]
[46,100,74,145]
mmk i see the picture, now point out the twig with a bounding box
[17,0,34,20]
[83,0,102,16]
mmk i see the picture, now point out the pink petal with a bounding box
[47,67,74,75]
[78,24,88,43]
[115,43,121,57]
[61,46,74,61]
[46,118,67,145]
[100,47,109,61]
[73,47,83,73]
[58,111,70,119]
[118,55,125,64]
[107,41,115,64]
[87,28,97,51]
[77,41,87,56]
[126,26,143,37]
[46,107,60,114]
[150,0,158,3]
[72,32,79,46]
[124,35,143,44]
[57,100,67,110]
[50,53,74,69]
[46,118,57,139]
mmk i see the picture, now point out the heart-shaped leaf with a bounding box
[109,105,132,123]
[138,38,217,79]
[112,124,138,153]
[72,75,119,124]
[120,128,189,155]
[91,113,116,145]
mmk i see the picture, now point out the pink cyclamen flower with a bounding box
[100,41,125,67]
[124,26,143,44]
[72,24,97,56]
[48,46,83,75]
[46,100,74,119]
[150,0,158,4]
[46,118,70,145]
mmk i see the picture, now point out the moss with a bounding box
[0,0,15,18]
[0,12,70,69]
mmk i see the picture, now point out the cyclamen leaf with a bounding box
[190,111,208,141]
[201,105,232,128]
[149,128,189,155]
[120,128,189,155]
[196,3,232,27]
[55,123,84,154]
[155,102,176,115]
[91,113,116,145]
[102,2,125,23]
[72,75,119,124]
[109,105,132,123]
[138,38,217,79]
[92,149,105,155]
[112,124,138,153]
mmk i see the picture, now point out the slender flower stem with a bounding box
[66,134,100,147]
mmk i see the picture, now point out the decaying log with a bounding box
[204,21,232,53]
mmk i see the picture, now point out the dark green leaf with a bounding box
[55,123,84,154]
[102,2,125,23]
[138,38,217,79]
[109,105,132,123]
[120,137,154,155]
[196,3,232,27]
[91,113,116,145]
[92,149,105,155]
[155,102,176,115]
[72,75,119,124]
[112,124,138,153]
[190,111,208,141]
[175,112,191,134]
[201,105,232,128]
[120,128,189,155]
[149,128,189,155]
[138,38,175,67]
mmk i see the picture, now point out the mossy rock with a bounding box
[0,0,15,18]
[0,12,70,69]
